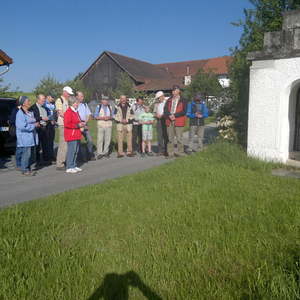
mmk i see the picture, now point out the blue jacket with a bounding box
[186,101,209,119]
[186,101,209,126]
[16,109,39,147]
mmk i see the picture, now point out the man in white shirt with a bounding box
[76,91,96,161]
[94,96,114,159]
[153,91,168,156]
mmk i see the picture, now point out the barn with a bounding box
[0,49,13,76]
[80,51,231,98]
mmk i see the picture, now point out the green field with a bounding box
[1,142,299,299]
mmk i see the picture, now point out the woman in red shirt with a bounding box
[64,97,86,173]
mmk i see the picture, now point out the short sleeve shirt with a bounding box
[55,96,69,126]
[139,112,154,131]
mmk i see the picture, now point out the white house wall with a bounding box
[247,57,300,163]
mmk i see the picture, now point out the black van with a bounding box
[0,97,17,155]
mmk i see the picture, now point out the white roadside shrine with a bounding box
[247,9,300,163]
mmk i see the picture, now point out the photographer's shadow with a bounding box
[88,271,163,300]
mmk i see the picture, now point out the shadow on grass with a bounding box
[88,271,163,300]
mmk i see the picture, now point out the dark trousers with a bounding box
[79,129,94,161]
[36,126,52,163]
[156,118,168,153]
[132,124,143,153]
[47,123,55,160]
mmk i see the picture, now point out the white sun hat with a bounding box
[63,86,74,95]
[155,91,164,99]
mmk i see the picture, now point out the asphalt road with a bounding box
[0,123,217,209]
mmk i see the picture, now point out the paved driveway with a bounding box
[0,123,217,208]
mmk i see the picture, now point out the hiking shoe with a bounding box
[74,167,82,172]
[66,168,78,174]
[174,153,185,158]
[22,171,36,176]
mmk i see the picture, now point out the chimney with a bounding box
[186,65,190,75]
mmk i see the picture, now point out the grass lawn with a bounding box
[1,143,299,299]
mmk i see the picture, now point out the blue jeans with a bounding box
[19,146,33,172]
[66,140,80,169]
[15,147,23,168]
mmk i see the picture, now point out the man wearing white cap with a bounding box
[153,91,168,156]
[55,86,73,170]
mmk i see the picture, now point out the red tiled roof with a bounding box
[135,78,183,92]
[156,56,232,78]
[0,50,13,66]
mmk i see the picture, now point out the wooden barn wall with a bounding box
[82,54,129,99]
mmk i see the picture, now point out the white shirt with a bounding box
[157,100,166,115]
[78,103,91,122]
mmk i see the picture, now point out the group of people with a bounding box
[12,84,208,175]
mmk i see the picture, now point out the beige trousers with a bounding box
[188,125,205,151]
[117,125,132,154]
[167,124,184,156]
[56,126,67,167]
[97,126,112,155]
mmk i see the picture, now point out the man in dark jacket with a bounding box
[164,85,187,158]
[29,94,52,165]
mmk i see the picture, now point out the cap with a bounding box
[19,95,29,106]
[194,93,205,101]
[63,86,74,95]
[172,85,180,91]
[155,91,164,99]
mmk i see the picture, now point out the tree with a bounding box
[111,72,147,100]
[226,0,300,146]
[34,74,63,98]
[183,68,223,111]
[0,77,10,96]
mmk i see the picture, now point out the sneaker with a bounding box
[141,153,146,158]
[117,154,125,158]
[66,168,78,174]
[147,152,154,157]
[97,154,104,160]
[74,167,82,172]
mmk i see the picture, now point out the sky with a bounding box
[1,0,252,92]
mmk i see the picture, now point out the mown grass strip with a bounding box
[0,142,299,299]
